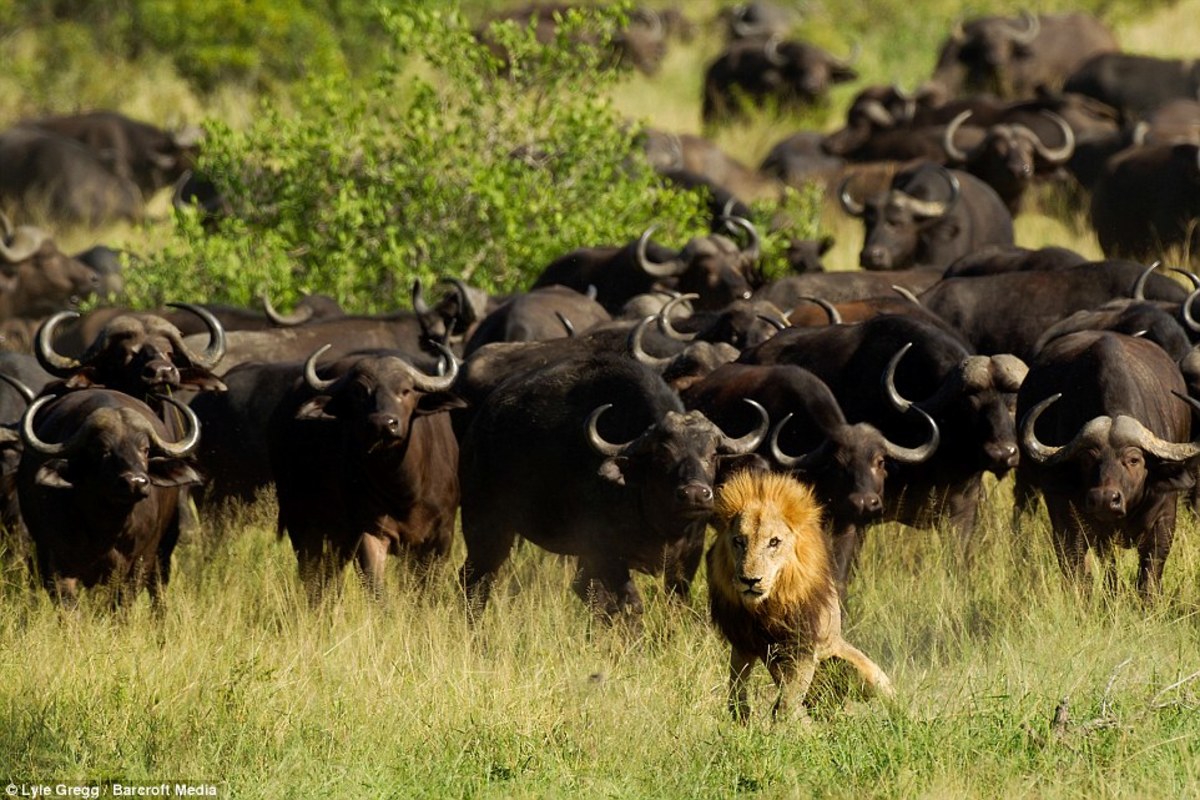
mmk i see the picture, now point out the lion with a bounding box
[708,470,895,722]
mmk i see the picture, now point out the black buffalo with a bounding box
[1065,54,1200,122]
[1089,143,1200,262]
[839,163,1014,271]
[458,350,767,618]
[16,390,201,606]
[1017,332,1200,597]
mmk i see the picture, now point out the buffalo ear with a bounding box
[818,235,835,256]
[34,459,74,489]
[415,391,468,416]
[148,458,203,488]
[598,457,628,486]
[64,371,100,390]
[295,395,336,421]
[1147,458,1198,493]
[832,64,858,83]
[179,369,227,392]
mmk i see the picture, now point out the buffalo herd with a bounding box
[1,3,1200,621]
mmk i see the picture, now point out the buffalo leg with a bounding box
[1138,503,1177,600]
[572,556,642,619]
[1046,499,1090,589]
[830,522,863,599]
[354,533,389,600]
[662,535,704,601]
[459,526,517,618]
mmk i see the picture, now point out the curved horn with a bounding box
[585,404,636,458]
[1124,400,1200,462]
[1006,9,1040,45]
[763,35,786,67]
[1020,393,1068,464]
[0,371,36,405]
[636,225,686,278]
[1131,120,1149,147]
[633,6,663,38]
[892,285,922,305]
[0,210,11,240]
[880,343,941,462]
[1182,286,1200,333]
[0,224,47,264]
[841,40,861,66]
[1131,261,1161,301]
[261,293,315,326]
[165,303,226,370]
[859,99,895,128]
[628,316,672,367]
[439,277,477,325]
[657,293,699,341]
[34,311,83,377]
[941,110,973,163]
[1167,267,1200,289]
[794,296,842,325]
[756,314,788,332]
[892,167,960,219]
[411,279,430,315]
[725,216,761,264]
[717,399,770,454]
[303,344,337,392]
[148,396,202,458]
[1028,111,1076,164]
[555,311,575,337]
[990,354,1029,392]
[405,341,459,392]
[20,395,77,457]
[837,176,866,218]
[586,284,598,301]
[769,412,832,470]
[950,17,967,43]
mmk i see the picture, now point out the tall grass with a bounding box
[2,487,1199,797]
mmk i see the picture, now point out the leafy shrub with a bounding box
[128,4,766,312]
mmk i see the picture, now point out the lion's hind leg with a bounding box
[824,637,895,699]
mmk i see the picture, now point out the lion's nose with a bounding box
[739,575,761,588]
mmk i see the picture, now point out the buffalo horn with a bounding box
[1183,286,1200,332]
[769,412,831,470]
[303,344,337,392]
[1131,261,1161,301]
[716,399,770,454]
[636,225,686,277]
[860,99,895,128]
[763,35,786,67]
[401,342,458,392]
[794,296,842,325]
[149,396,202,457]
[34,311,83,377]
[1028,111,1075,164]
[724,216,761,263]
[261,293,315,326]
[991,354,1029,392]
[756,314,788,332]
[585,403,636,457]
[166,303,226,370]
[892,167,960,219]
[0,210,11,240]
[628,316,672,367]
[941,110,973,163]
[837,176,866,218]
[0,223,47,264]
[411,278,430,315]
[19,395,76,457]
[555,311,575,337]
[657,293,699,341]
[1006,9,1040,44]
[0,372,36,405]
[880,342,941,463]
[892,285,922,305]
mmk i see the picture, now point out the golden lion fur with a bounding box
[707,470,894,721]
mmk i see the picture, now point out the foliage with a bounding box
[127,4,726,311]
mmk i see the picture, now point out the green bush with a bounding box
[128,4,789,312]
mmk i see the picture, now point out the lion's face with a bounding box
[722,509,796,606]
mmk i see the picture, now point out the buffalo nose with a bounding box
[850,493,883,514]
[144,363,178,385]
[1087,488,1125,516]
[862,246,890,269]
[124,474,150,497]
[986,442,1019,468]
[677,483,714,505]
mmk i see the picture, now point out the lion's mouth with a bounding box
[742,587,764,597]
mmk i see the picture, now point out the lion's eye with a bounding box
[768,537,781,548]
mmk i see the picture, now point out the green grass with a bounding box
[2,486,1199,797]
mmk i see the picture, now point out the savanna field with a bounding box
[2,1,1200,797]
